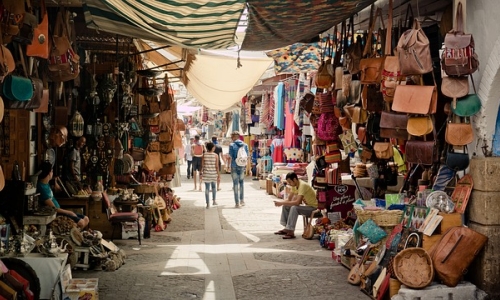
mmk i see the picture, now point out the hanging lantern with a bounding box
[69,111,84,137]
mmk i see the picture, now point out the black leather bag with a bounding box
[445,146,469,171]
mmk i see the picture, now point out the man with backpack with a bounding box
[191,135,205,191]
[228,131,249,208]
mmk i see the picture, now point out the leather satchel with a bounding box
[348,80,362,105]
[315,59,333,89]
[360,57,386,84]
[374,142,394,160]
[339,116,352,131]
[392,85,437,115]
[445,122,473,146]
[452,94,481,117]
[362,84,385,113]
[381,56,401,102]
[396,19,433,75]
[143,150,162,171]
[380,111,408,140]
[344,104,368,124]
[407,116,433,137]
[429,226,487,287]
[346,34,363,74]
[26,0,49,58]
[441,76,468,98]
[25,77,43,110]
[0,45,15,81]
[302,211,316,240]
[445,146,469,171]
[405,140,437,165]
[3,75,34,109]
[161,151,176,165]
[441,3,479,76]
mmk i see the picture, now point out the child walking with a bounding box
[201,142,220,208]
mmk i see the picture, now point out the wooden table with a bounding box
[58,196,90,215]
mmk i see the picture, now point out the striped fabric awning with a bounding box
[83,0,246,49]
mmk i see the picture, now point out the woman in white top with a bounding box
[201,142,220,208]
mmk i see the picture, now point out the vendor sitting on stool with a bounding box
[37,161,89,229]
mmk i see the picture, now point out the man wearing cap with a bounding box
[37,161,89,229]
[184,137,194,179]
[228,131,248,208]
[211,135,223,191]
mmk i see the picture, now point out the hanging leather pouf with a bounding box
[69,111,84,137]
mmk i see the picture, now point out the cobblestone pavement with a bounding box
[74,166,368,300]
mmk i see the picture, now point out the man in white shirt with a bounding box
[184,137,194,179]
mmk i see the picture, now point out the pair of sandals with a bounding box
[274,229,295,239]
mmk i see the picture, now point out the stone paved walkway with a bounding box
[74,166,368,300]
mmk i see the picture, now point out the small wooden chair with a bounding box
[103,192,141,245]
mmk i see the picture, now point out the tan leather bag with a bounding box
[441,76,468,98]
[407,116,433,136]
[302,211,316,240]
[143,150,162,171]
[359,57,385,84]
[381,56,401,102]
[429,226,487,287]
[161,151,176,165]
[344,105,368,124]
[396,19,433,75]
[445,122,473,146]
[392,85,437,114]
[374,142,394,159]
[315,59,333,89]
[26,0,49,59]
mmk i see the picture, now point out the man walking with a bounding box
[273,172,318,239]
[212,135,223,191]
[191,135,205,191]
[184,137,194,179]
[228,131,248,208]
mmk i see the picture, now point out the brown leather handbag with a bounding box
[429,226,487,287]
[344,105,368,124]
[362,84,385,113]
[380,111,408,140]
[445,122,473,146]
[161,151,176,165]
[407,116,433,137]
[441,76,468,99]
[359,7,385,84]
[405,140,438,165]
[392,85,437,115]
[143,149,162,171]
[374,142,394,160]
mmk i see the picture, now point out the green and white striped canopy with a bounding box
[83,0,246,49]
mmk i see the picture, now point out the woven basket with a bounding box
[355,209,403,227]
[393,247,434,289]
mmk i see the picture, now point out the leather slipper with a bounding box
[274,230,287,235]
[282,235,296,239]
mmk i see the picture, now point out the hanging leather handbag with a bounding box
[161,151,176,165]
[24,77,43,110]
[27,0,49,58]
[143,149,162,171]
[392,85,437,114]
[445,121,473,146]
[48,9,80,82]
[405,140,437,165]
[348,80,362,105]
[0,45,15,81]
[360,57,386,85]
[3,75,33,109]
[346,33,363,75]
[132,147,145,161]
[445,146,469,171]
[429,226,487,287]
[452,94,481,117]
[374,142,394,160]
[343,104,368,124]
[441,3,479,76]
[381,56,401,102]
[396,19,433,75]
[380,111,408,140]
[315,59,333,89]
[362,84,385,113]
[441,76,468,99]
[407,116,433,137]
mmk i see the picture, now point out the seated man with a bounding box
[274,172,318,239]
[37,161,89,229]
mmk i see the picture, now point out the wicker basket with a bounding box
[355,209,403,227]
[393,248,434,289]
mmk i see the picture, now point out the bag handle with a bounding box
[403,232,420,249]
[385,0,393,56]
[441,234,463,263]
[363,5,375,57]
[455,2,464,33]
[364,7,385,57]
[404,3,415,29]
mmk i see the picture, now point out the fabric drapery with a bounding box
[83,0,245,49]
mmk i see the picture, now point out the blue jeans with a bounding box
[231,166,245,204]
[186,160,193,178]
[205,182,216,203]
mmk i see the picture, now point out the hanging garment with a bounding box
[274,83,285,130]
[284,100,298,148]
[268,92,275,129]
[271,138,284,163]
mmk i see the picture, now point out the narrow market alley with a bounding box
[74,168,365,300]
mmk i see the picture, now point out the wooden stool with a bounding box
[74,247,90,270]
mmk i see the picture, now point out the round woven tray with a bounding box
[393,247,434,289]
[355,209,403,227]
